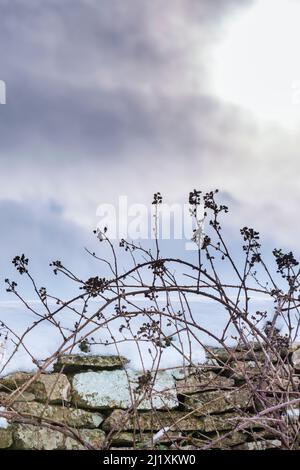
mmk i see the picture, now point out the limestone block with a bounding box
[13,401,103,428]
[54,354,128,373]
[72,369,178,410]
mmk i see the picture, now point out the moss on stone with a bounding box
[0,428,13,449]
[0,372,33,392]
[103,409,243,433]
[13,401,103,428]
[184,388,252,415]
[12,424,105,450]
[54,354,129,373]
[176,370,234,395]
[0,372,71,404]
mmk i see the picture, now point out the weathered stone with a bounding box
[64,429,106,450]
[265,372,300,391]
[0,372,71,404]
[234,439,282,450]
[287,374,300,390]
[205,347,275,364]
[0,372,33,391]
[0,391,35,404]
[292,348,300,372]
[176,445,198,450]
[229,361,261,381]
[189,430,272,450]
[213,431,249,448]
[13,424,105,450]
[72,369,178,410]
[103,409,243,433]
[289,342,300,353]
[54,354,128,373]
[235,342,263,352]
[111,431,180,447]
[2,348,296,450]
[13,401,103,428]
[0,428,13,449]
[13,424,64,450]
[168,366,200,379]
[111,432,143,446]
[176,370,234,395]
[202,414,238,433]
[103,410,199,432]
[184,388,252,415]
[191,431,249,449]
[29,373,71,403]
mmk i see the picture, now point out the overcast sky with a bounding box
[0,0,300,299]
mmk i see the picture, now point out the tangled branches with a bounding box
[0,190,300,450]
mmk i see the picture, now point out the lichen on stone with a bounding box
[72,369,178,410]
[54,354,129,373]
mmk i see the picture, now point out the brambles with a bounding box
[1,190,300,450]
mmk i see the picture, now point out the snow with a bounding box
[0,296,284,376]
[286,408,300,422]
[0,407,9,429]
[0,303,208,375]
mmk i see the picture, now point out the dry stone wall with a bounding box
[0,343,299,450]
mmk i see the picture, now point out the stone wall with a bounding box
[0,343,299,450]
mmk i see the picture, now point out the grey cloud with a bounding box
[0,0,252,159]
[1,75,247,162]
[1,0,299,254]
[0,198,121,299]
